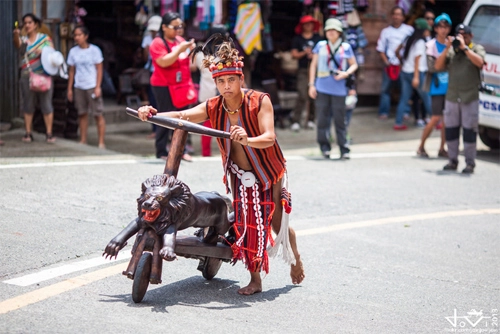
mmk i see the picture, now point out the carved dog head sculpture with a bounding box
[137,174,193,234]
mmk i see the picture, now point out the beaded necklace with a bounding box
[222,91,244,115]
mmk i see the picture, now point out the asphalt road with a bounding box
[0,113,499,334]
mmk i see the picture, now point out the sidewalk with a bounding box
[0,101,446,163]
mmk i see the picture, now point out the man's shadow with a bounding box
[100,276,298,313]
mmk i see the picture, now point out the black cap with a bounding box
[455,23,472,34]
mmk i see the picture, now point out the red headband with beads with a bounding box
[210,60,244,78]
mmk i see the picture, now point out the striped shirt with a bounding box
[206,89,286,191]
[20,33,52,75]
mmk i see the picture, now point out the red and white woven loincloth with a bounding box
[229,162,275,273]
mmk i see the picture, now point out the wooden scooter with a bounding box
[104,108,235,303]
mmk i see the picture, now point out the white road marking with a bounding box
[3,252,131,287]
[0,159,139,169]
[0,151,415,169]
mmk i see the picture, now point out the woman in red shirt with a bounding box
[149,12,195,160]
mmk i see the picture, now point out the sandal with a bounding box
[46,133,56,143]
[416,148,429,158]
[22,133,34,143]
[438,149,448,158]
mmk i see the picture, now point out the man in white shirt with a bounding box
[376,6,414,119]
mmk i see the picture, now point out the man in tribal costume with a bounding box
[137,35,304,295]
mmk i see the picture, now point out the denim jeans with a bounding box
[395,71,431,125]
[378,69,400,116]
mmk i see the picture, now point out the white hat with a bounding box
[324,18,343,33]
[146,15,162,32]
[41,46,64,76]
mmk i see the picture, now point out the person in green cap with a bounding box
[393,17,432,130]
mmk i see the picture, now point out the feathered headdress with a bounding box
[190,33,244,79]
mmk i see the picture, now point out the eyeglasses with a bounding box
[167,24,184,30]
[425,16,435,21]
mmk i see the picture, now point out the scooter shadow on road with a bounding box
[99,276,297,312]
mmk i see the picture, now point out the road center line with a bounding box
[1,208,498,314]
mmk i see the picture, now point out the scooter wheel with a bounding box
[132,252,152,303]
[202,257,222,280]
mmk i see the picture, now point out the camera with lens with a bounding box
[452,35,463,52]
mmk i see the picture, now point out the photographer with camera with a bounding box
[434,24,485,174]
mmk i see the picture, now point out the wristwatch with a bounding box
[463,46,470,52]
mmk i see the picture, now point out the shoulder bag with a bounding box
[24,52,52,93]
[160,37,198,108]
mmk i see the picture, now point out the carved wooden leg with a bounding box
[123,230,147,279]
[150,230,163,284]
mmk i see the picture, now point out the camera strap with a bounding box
[327,41,343,74]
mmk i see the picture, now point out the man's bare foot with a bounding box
[238,281,262,295]
[238,272,262,295]
[98,143,106,149]
[291,258,305,284]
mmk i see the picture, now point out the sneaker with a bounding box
[462,165,474,174]
[340,152,350,160]
[290,122,301,132]
[416,119,425,127]
[322,151,331,159]
[416,148,429,158]
[306,121,315,129]
[378,114,388,120]
[403,114,410,121]
[438,149,448,158]
[22,133,34,143]
[393,124,408,131]
[443,162,458,171]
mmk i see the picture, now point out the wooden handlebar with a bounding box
[126,107,231,139]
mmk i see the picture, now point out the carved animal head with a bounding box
[137,175,192,230]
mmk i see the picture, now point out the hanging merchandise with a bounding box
[397,0,415,15]
[313,4,324,36]
[213,0,222,25]
[356,0,369,12]
[346,8,361,27]
[343,0,354,14]
[160,0,175,16]
[227,0,239,30]
[200,0,216,31]
[262,23,273,53]
[327,1,339,17]
[233,2,263,55]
